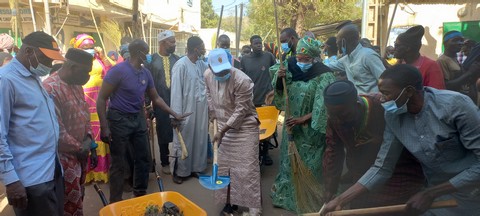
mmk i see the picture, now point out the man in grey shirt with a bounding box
[325,24,385,94]
[240,35,276,107]
[322,64,480,215]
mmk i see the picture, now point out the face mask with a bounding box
[145,54,152,64]
[387,54,394,59]
[214,72,231,82]
[281,42,291,53]
[85,49,95,57]
[341,39,347,56]
[324,50,328,56]
[29,50,52,76]
[381,87,410,115]
[224,48,232,61]
[296,62,313,72]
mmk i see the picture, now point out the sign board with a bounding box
[0,8,33,23]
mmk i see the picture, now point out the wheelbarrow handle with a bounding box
[303,199,458,216]
[93,183,109,206]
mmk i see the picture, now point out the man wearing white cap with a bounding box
[146,30,180,174]
[205,48,262,215]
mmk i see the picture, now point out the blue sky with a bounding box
[212,0,249,16]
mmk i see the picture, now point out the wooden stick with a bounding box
[89,4,107,57]
[302,199,458,216]
[175,127,188,160]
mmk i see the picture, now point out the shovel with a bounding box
[199,119,230,190]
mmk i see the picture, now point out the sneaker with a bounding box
[162,165,171,175]
[172,175,183,184]
[220,204,233,216]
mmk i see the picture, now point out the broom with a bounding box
[273,0,324,213]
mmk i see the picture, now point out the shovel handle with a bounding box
[213,120,218,165]
[306,199,458,216]
[175,127,188,160]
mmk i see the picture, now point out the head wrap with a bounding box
[0,33,14,51]
[158,30,175,42]
[397,25,424,48]
[323,80,358,105]
[70,34,95,49]
[443,31,463,43]
[296,36,322,58]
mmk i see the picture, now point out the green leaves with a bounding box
[201,0,220,28]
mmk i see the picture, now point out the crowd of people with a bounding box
[0,20,480,216]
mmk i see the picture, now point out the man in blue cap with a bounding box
[205,48,262,216]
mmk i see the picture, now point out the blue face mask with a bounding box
[341,39,347,56]
[29,50,52,76]
[85,49,95,57]
[387,54,394,59]
[224,48,233,62]
[281,43,291,53]
[324,50,328,56]
[381,87,409,115]
[145,54,152,64]
[214,72,231,82]
[296,62,313,72]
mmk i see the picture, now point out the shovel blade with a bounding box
[199,175,230,190]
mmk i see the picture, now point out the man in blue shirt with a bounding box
[96,39,190,203]
[322,64,480,215]
[0,31,65,215]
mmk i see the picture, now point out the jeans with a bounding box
[14,159,64,216]
[108,109,151,203]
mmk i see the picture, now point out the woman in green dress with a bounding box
[270,36,336,212]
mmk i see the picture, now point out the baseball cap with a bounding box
[22,31,65,60]
[208,48,231,73]
[65,48,93,69]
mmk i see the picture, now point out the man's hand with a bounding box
[6,181,27,209]
[321,198,342,215]
[286,115,309,127]
[405,191,435,215]
[264,90,275,105]
[90,149,98,169]
[171,112,193,128]
[277,67,286,78]
[212,130,225,146]
[100,127,112,144]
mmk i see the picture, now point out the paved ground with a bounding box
[0,125,295,216]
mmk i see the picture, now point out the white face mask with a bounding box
[85,49,95,56]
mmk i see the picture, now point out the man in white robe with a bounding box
[170,36,209,184]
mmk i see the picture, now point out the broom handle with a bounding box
[175,127,188,160]
[272,0,290,120]
[303,199,458,216]
[213,119,218,165]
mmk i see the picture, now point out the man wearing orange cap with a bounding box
[0,31,65,216]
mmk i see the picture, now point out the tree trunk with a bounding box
[295,3,305,35]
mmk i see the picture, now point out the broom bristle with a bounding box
[289,141,325,214]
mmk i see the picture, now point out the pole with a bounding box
[237,4,243,54]
[149,14,153,53]
[29,0,37,31]
[361,0,368,38]
[235,5,238,56]
[215,5,224,48]
[43,0,51,34]
[140,13,146,41]
[385,0,399,50]
[89,5,107,57]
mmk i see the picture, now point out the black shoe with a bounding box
[172,175,183,184]
[232,205,238,211]
[264,154,273,166]
[220,204,233,216]
[190,172,205,179]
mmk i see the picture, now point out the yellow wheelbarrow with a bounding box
[256,106,280,166]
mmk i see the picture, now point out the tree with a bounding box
[201,0,220,28]
[246,0,362,42]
